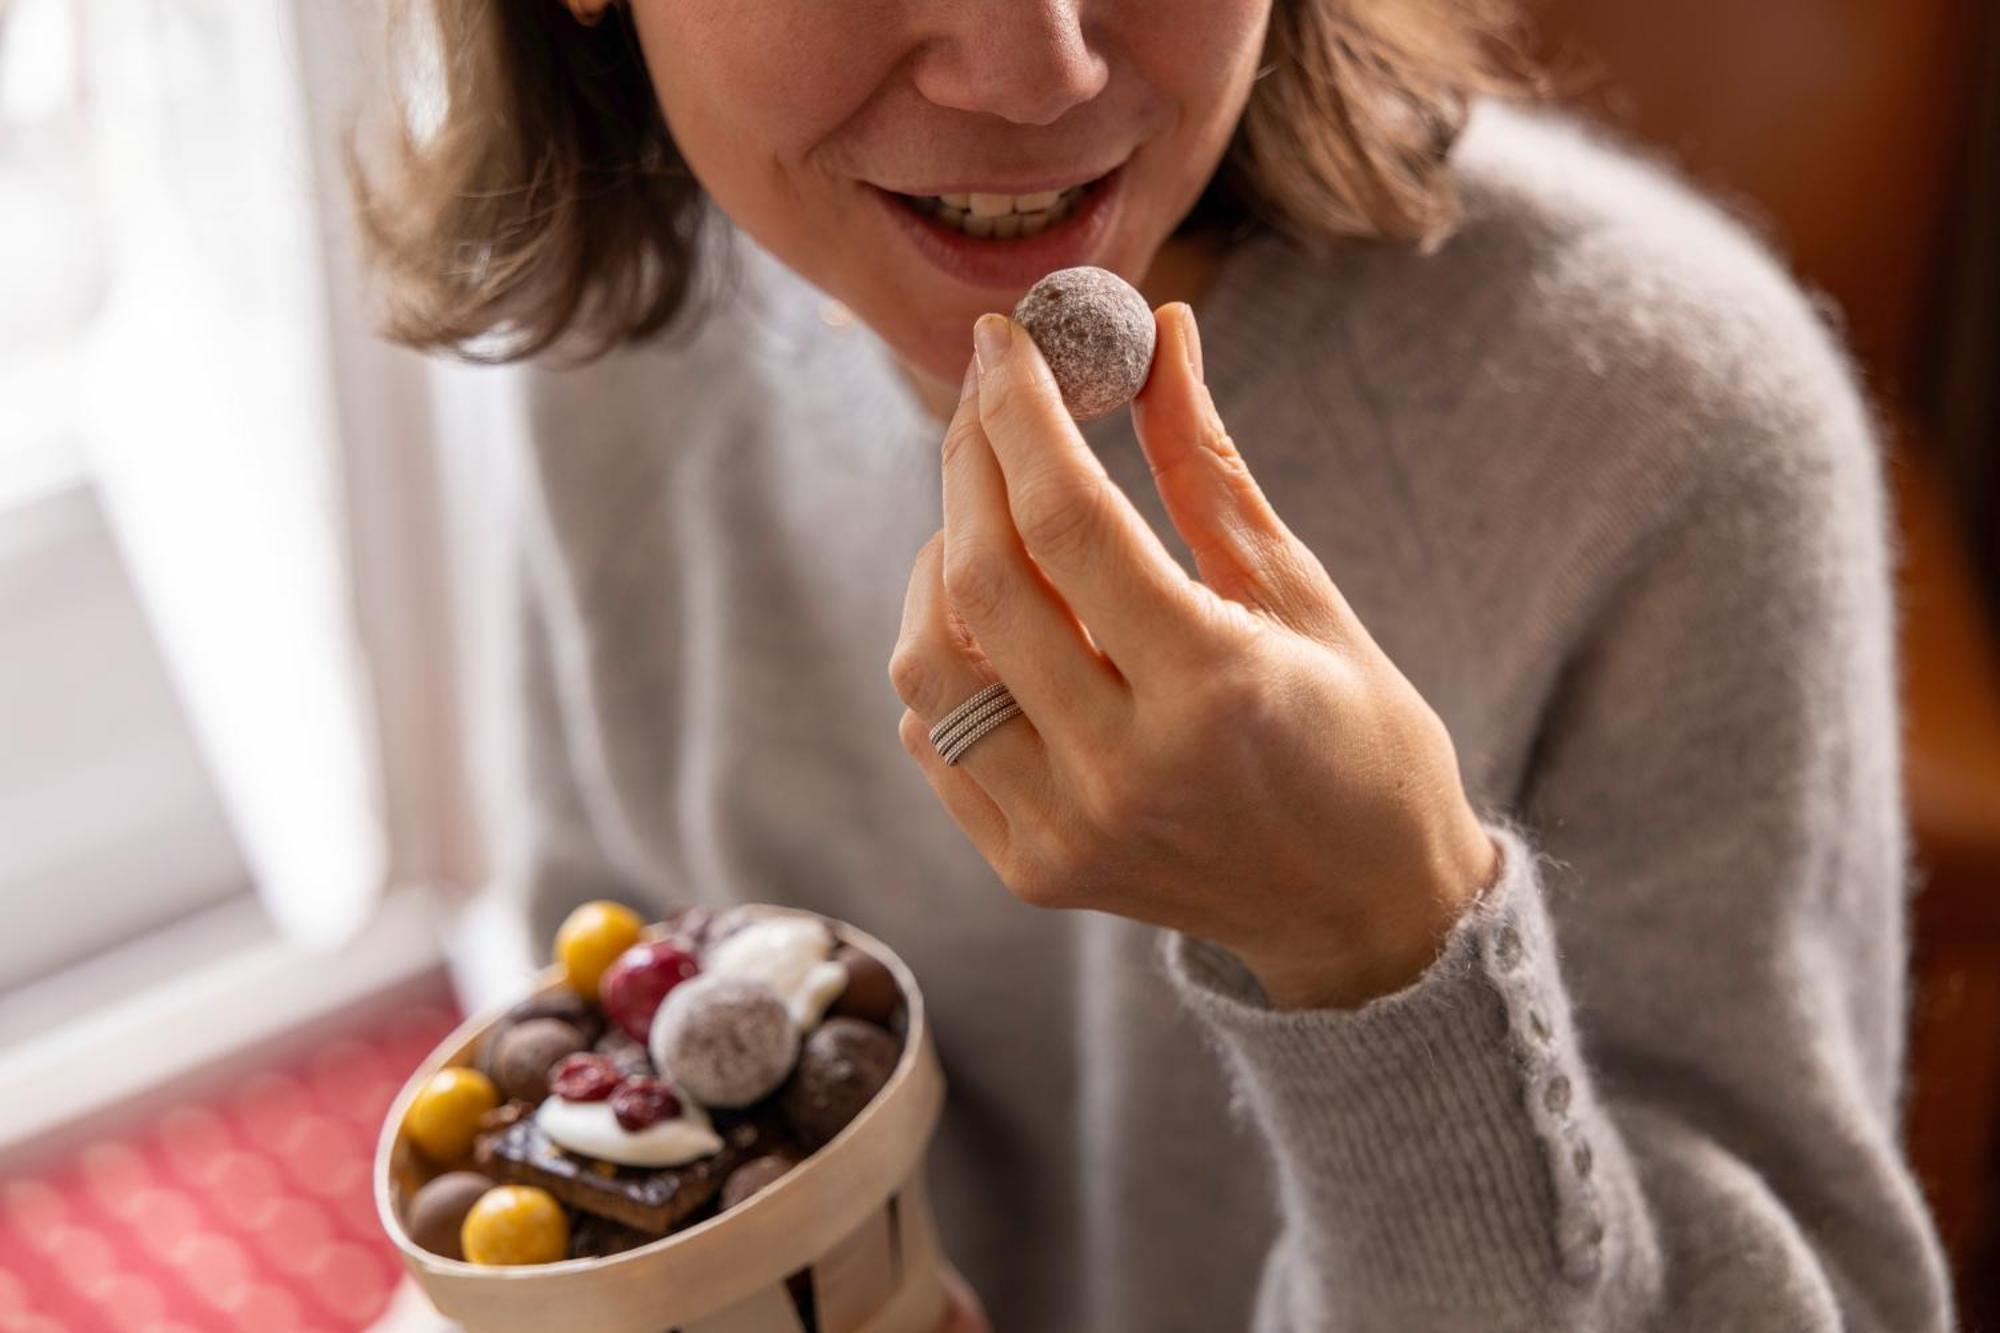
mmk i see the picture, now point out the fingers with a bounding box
[970,314,1216,675]
[940,354,1130,758]
[897,704,1011,869]
[890,530,1049,824]
[936,1264,993,1333]
[1132,303,1354,643]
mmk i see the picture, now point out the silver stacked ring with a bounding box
[928,680,1024,766]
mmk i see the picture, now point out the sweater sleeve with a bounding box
[1160,383,1952,1330]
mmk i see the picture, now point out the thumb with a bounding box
[1132,303,1351,642]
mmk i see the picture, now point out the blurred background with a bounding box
[0,1,1994,1329]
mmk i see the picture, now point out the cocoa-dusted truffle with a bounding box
[405,1171,494,1261]
[1011,266,1157,421]
[827,945,900,1027]
[650,974,799,1109]
[780,1018,901,1149]
[490,1018,589,1104]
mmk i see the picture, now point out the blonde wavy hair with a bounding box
[351,0,1538,362]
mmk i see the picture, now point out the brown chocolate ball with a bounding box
[405,1171,494,1261]
[780,1018,901,1149]
[506,987,603,1039]
[490,1018,589,1104]
[827,945,901,1027]
[479,988,604,1083]
[662,904,720,950]
[1012,266,1157,421]
[720,1153,800,1212]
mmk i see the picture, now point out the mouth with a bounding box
[870,166,1124,291]
[888,173,1108,238]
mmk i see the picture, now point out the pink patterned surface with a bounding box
[0,999,460,1332]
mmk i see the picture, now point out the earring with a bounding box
[564,0,610,27]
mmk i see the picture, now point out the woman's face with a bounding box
[627,0,1271,387]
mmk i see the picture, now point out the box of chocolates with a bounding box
[373,902,948,1333]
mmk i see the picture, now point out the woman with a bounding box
[356,1,1952,1328]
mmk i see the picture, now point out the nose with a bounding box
[908,1,1110,127]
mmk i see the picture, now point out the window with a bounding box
[0,0,281,1009]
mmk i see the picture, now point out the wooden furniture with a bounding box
[1530,0,2000,1318]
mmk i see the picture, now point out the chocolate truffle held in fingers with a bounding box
[1011,266,1158,422]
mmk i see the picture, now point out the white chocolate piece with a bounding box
[704,916,850,1029]
[534,1094,722,1168]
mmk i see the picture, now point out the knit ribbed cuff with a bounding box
[1160,820,1612,1327]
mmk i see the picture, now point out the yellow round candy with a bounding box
[404,1067,499,1164]
[554,900,645,1001]
[461,1185,569,1266]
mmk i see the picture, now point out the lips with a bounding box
[872,165,1123,290]
[874,162,1122,197]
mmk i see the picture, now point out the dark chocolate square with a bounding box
[475,1114,765,1235]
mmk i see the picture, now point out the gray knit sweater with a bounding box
[493,101,1951,1331]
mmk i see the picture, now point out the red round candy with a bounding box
[609,1077,683,1132]
[598,941,701,1042]
[549,1053,621,1102]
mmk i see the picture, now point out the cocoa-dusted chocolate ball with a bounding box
[1011,266,1157,422]
[720,1153,800,1212]
[827,945,900,1027]
[490,1018,589,1104]
[780,1018,901,1149]
[650,974,799,1109]
[405,1171,494,1261]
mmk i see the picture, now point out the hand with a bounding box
[935,1263,991,1332]
[889,304,1500,1010]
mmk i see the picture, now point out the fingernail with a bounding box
[973,314,1012,377]
[959,354,978,405]
[1179,304,1204,384]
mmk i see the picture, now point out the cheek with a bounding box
[1126,0,1269,136]
[628,1,896,201]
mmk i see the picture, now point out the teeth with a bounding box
[913,183,1089,239]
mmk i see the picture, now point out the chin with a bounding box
[901,310,989,388]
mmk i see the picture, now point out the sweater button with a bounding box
[1581,1207,1605,1245]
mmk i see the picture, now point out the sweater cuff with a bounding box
[1160,820,1611,1320]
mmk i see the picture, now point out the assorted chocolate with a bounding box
[395,903,907,1266]
[489,1018,591,1103]
[782,1018,904,1151]
[405,1171,495,1262]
